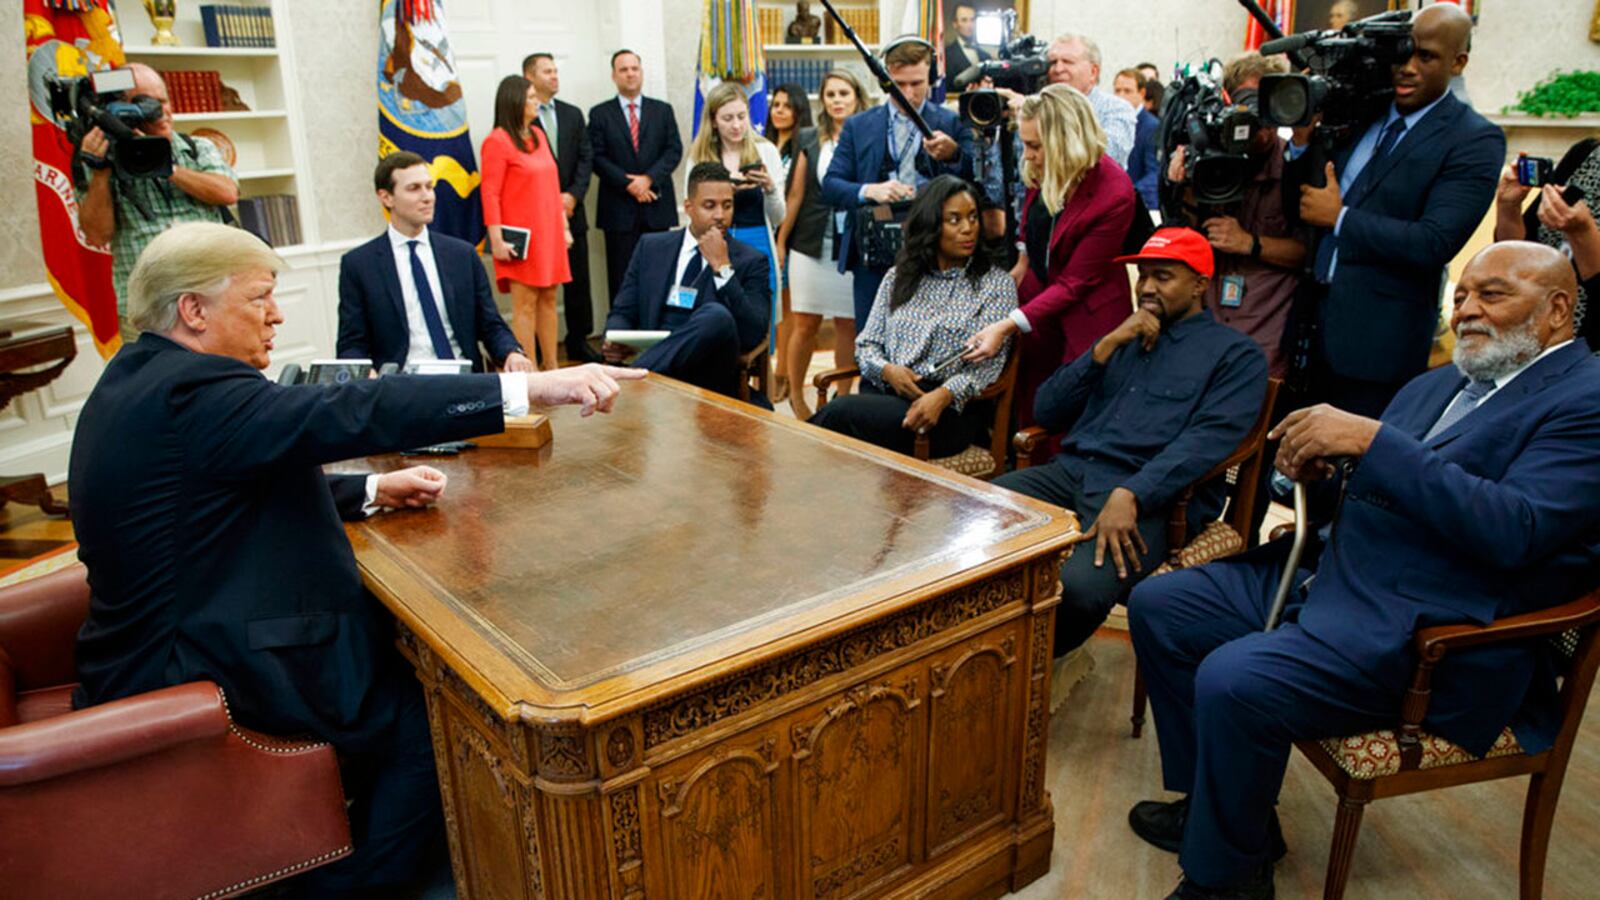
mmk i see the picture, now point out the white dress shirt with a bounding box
[387,225,461,362]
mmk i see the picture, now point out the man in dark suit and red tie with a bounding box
[589,49,684,307]
[524,52,603,363]
[337,152,534,374]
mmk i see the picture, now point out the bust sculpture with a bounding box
[787,1,822,44]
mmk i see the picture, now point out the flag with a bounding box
[24,0,127,359]
[692,0,767,137]
[377,0,482,245]
[1245,0,1294,50]
[899,0,945,104]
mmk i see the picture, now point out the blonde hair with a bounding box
[690,81,765,168]
[817,69,870,143]
[1222,51,1289,94]
[1018,84,1106,215]
[127,222,283,334]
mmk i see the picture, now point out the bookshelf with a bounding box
[118,2,314,251]
[758,1,890,113]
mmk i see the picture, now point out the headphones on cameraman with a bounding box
[880,34,941,86]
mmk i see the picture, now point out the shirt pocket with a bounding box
[1128,377,1200,432]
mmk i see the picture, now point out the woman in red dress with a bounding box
[482,75,571,370]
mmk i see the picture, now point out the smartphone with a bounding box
[1516,152,1555,188]
[928,347,966,380]
[739,161,766,173]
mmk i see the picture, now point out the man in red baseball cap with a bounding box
[992,226,1268,678]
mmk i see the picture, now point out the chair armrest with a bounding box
[1415,591,1600,661]
[1012,426,1049,470]
[0,681,228,787]
[739,343,767,366]
[813,366,861,408]
[0,564,91,691]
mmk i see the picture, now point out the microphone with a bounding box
[1259,31,1319,57]
[952,57,1048,91]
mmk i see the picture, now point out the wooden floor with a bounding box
[1015,632,1600,900]
[7,463,1597,899]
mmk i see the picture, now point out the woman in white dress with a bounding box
[777,70,871,420]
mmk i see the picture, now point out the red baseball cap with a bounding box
[1114,227,1215,278]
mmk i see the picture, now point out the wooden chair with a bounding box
[812,350,1021,479]
[1013,378,1283,736]
[1294,587,1600,899]
[736,343,770,405]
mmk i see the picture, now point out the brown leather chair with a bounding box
[1297,588,1600,899]
[813,349,1022,480]
[0,564,353,899]
[1014,378,1282,735]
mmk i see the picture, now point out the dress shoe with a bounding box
[565,339,604,364]
[1129,797,1287,861]
[1164,863,1275,900]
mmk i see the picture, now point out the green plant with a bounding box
[1506,70,1600,118]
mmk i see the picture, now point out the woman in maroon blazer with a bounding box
[965,84,1136,428]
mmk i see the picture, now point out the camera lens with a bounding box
[1266,81,1308,127]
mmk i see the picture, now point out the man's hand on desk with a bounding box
[1268,404,1380,482]
[502,351,536,373]
[376,466,448,509]
[528,363,645,416]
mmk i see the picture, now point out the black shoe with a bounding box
[566,339,604,364]
[1164,863,1275,900]
[1129,797,1288,862]
[1129,796,1188,853]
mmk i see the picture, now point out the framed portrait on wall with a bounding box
[1292,0,1395,33]
[943,0,1029,56]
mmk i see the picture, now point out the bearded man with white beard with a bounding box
[1121,241,1600,899]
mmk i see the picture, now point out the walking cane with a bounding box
[1264,480,1308,632]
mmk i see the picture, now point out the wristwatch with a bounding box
[716,263,735,280]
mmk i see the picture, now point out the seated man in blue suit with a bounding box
[602,162,770,401]
[1125,241,1600,900]
[1293,3,1504,417]
[822,36,974,327]
[71,222,639,893]
[337,151,534,373]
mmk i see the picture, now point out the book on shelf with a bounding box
[158,70,224,114]
[201,4,276,49]
[237,194,301,247]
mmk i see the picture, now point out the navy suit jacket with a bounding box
[588,96,684,233]
[336,229,522,373]
[604,229,771,353]
[1294,341,1600,756]
[1128,108,1161,209]
[69,334,506,747]
[1312,93,1505,383]
[821,102,975,273]
[534,97,593,233]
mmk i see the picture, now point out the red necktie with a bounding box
[628,101,640,152]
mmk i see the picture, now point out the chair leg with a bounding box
[1520,769,1565,900]
[1323,796,1367,900]
[1131,662,1148,738]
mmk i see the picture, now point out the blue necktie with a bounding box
[1314,117,1409,284]
[407,240,455,360]
[1423,378,1495,441]
[680,249,703,287]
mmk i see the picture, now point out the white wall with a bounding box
[2,0,1596,483]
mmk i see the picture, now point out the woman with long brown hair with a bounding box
[481,74,570,370]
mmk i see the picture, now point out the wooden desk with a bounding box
[0,322,75,516]
[347,377,1079,900]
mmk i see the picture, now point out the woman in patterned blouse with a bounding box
[810,176,1017,456]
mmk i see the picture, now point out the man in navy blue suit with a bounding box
[1293,3,1504,417]
[602,163,770,401]
[71,222,640,893]
[822,37,974,327]
[1125,241,1600,900]
[337,152,534,373]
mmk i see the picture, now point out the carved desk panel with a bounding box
[347,377,1078,899]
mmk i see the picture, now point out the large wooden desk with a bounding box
[347,377,1078,899]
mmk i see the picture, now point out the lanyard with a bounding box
[886,110,920,176]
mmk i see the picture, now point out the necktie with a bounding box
[680,249,704,287]
[539,103,558,154]
[1423,378,1495,441]
[1314,117,1409,284]
[627,101,640,152]
[407,240,455,360]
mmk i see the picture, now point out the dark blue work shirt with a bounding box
[1037,309,1267,520]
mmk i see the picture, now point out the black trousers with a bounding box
[808,380,985,458]
[603,222,667,305]
[993,462,1169,656]
[563,226,594,346]
[634,302,743,398]
[290,673,445,896]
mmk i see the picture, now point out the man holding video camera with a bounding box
[1291,3,1503,417]
[76,63,239,343]
[822,37,974,328]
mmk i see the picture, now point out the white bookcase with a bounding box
[116,3,317,250]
